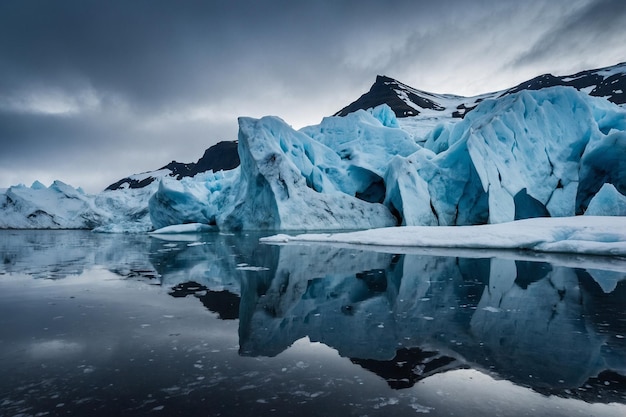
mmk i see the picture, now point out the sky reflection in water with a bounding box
[0,230,624,417]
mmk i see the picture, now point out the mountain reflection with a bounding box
[1,230,625,403]
[169,282,240,320]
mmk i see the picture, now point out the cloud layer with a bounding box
[1,0,624,192]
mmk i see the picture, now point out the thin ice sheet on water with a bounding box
[262,216,626,257]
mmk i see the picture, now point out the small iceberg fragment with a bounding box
[149,223,216,234]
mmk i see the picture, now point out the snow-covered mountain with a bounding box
[335,61,626,119]
[1,62,626,232]
[500,62,626,105]
[335,75,458,118]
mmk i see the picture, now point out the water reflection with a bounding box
[1,230,625,408]
[238,243,626,403]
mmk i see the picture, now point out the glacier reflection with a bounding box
[1,230,625,405]
[238,243,626,401]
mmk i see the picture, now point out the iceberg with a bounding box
[0,180,103,229]
[150,114,398,231]
[149,170,231,229]
[0,180,154,231]
[300,105,419,203]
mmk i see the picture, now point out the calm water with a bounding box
[0,230,625,417]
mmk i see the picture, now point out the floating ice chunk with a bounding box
[236,266,270,271]
[149,223,215,234]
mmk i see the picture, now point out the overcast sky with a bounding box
[1,0,625,193]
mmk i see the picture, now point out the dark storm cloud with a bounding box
[0,0,252,108]
[2,0,495,109]
[0,1,459,166]
[513,0,626,67]
[0,0,624,192]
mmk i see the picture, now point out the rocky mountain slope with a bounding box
[106,141,239,191]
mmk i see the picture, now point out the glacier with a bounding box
[150,86,626,231]
[406,87,626,225]
[1,86,625,236]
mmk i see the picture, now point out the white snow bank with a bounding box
[261,216,626,256]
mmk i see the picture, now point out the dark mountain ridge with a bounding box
[335,61,626,119]
[334,75,449,118]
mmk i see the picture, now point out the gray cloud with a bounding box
[0,1,433,110]
[512,0,626,69]
[0,0,624,192]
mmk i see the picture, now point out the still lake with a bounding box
[0,230,625,417]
